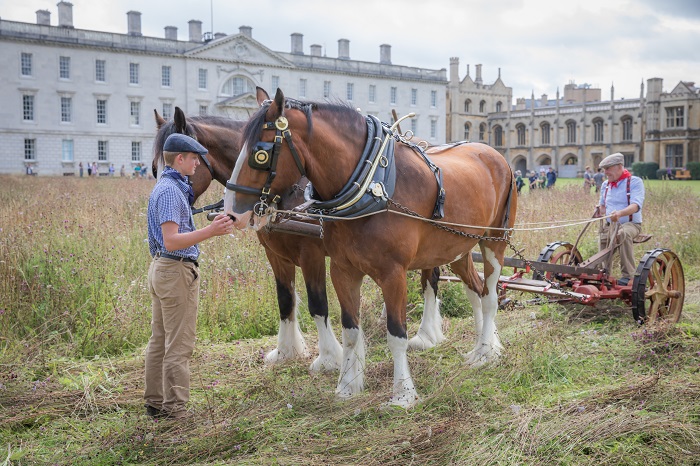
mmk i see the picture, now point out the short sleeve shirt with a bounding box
[599,176,644,224]
[147,167,199,260]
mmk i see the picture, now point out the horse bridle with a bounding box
[225,109,307,216]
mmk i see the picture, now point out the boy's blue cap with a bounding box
[164,133,208,156]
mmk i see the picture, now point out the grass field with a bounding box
[1,175,699,465]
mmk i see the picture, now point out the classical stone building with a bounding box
[1,2,447,175]
[447,57,699,177]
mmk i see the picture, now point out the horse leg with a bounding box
[465,242,505,366]
[300,250,343,372]
[264,249,309,364]
[408,267,445,350]
[331,261,366,399]
[380,268,420,408]
[450,253,485,343]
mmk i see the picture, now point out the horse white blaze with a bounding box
[464,286,483,338]
[387,333,420,408]
[310,315,343,372]
[223,142,248,221]
[408,284,445,350]
[465,246,503,366]
[335,327,366,398]
[265,290,310,364]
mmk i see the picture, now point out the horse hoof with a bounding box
[309,356,341,373]
[408,332,445,351]
[381,393,421,409]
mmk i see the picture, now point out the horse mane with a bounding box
[241,97,361,158]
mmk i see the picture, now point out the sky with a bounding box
[3,0,700,102]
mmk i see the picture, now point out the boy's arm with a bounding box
[161,214,233,251]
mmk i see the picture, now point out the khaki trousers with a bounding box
[599,221,642,279]
[144,258,200,414]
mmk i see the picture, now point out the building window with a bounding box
[96,99,107,124]
[464,122,470,140]
[161,65,171,87]
[464,99,471,113]
[23,95,35,121]
[129,63,139,85]
[24,138,36,160]
[62,139,74,162]
[199,104,208,116]
[494,125,503,146]
[21,53,33,77]
[593,119,604,143]
[621,117,633,141]
[130,101,141,126]
[198,68,208,90]
[430,119,437,139]
[131,141,142,162]
[390,87,397,105]
[566,120,576,143]
[95,59,106,82]
[222,76,254,97]
[299,78,307,98]
[60,96,72,123]
[431,90,437,108]
[346,83,354,101]
[665,107,684,128]
[479,100,486,113]
[411,88,417,106]
[479,123,486,141]
[324,81,332,99]
[541,122,550,145]
[496,101,502,112]
[162,103,173,120]
[98,140,108,161]
[624,153,635,167]
[516,124,526,146]
[665,144,683,168]
[59,56,70,79]
[271,75,279,91]
[411,118,417,135]
[369,84,376,103]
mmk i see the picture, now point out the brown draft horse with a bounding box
[225,88,517,407]
[152,107,446,372]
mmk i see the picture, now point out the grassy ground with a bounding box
[1,176,699,465]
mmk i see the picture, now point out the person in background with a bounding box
[546,166,557,188]
[144,133,234,420]
[594,152,645,287]
[109,163,115,176]
[583,166,593,192]
[79,162,84,178]
[87,162,93,177]
[593,168,604,193]
[515,170,524,195]
[528,171,538,191]
[134,164,142,179]
[120,164,126,177]
[92,162,99,177]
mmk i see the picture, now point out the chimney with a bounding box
[57,1,74,28]
[127,11,142,36]
[475,64,483,85]
[541,94,548,106]
[310,44,322,57]
[36,9,51,25]
[214,32,226,40]
[291,33,303,54]
[239,25,252,38]
[164,26,177,40]
[379,44,391,64]
[338,38,350,60]
[188,20,203,42]
[449,57,459,83]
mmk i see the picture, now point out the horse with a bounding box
[225,87,516,407]
[152,107,447,373]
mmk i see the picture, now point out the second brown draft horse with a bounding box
[153,107,446,373]
[226,88,517,407]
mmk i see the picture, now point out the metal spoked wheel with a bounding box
[534,241,583,281]
[631,248,685,324]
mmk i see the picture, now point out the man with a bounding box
[546,166,557,188]
[145,133,234,419]
[593,167,604,193]
[595,152,645,286]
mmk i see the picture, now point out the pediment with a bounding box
[214,92,260,120]
[186,34,294,67]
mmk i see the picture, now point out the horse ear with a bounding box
[154,109,166,128]
[174,106,187,133]
[256,87,270,106]
[265,88,284,120]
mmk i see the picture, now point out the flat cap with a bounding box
[599,152,624,169]
[163,133,208,156]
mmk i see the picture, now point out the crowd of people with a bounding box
[74,162,152,179]
[514,166,557,194]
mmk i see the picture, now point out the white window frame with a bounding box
[96,99,107,125]
[161,65,172,87]
[61,139,74,162]
[162,102,173,120]
[323,81,331,99]
[299,78,307,98]
[130,101,141,126]
[59,56,71,80]
[198,68,208,90]
[131,141,142,162]
[95,59,106,82]
[430,90,437,108]
[411,88,417,106]
[271,75,280,91]
[369,85,376,103]
[21,53,33,77]
[390,87,397,105]
[24,138,36,161]
[129,63,139,85]
[98,140,109,161]
[23,94,35,121]
[346,83,354,101]
[60,96,72,123]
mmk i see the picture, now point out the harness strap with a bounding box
[401,138,445,219]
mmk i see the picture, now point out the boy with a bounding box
[144,133,233,419]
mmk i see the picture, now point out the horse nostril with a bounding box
[227,214,237,222]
